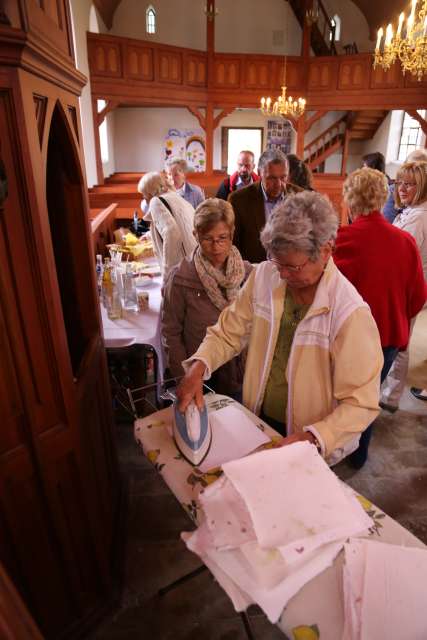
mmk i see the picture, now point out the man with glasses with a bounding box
[229,149,289,263]
[216,150,258,201]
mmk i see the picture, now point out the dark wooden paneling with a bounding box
[0,44,119,640]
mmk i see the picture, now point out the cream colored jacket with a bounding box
[393,201,427,280]
[143,191,197,280]
[185,259,383,465]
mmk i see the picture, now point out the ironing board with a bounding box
[134,394,425,639]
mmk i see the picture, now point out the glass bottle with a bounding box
[122,263,138,312]
[101,258,111,308]
[95,254,103,297]
[108,264,123,320]
[102,259,122,319]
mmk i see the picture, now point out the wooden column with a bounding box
[205,1,216,175]
[205,102,214,175]
[92,97,104,185]
[296,112,306,159]
[341,129,350,176]
[301,0,312,58]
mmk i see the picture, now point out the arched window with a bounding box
[330,14,341,41]
[146,6,156,34]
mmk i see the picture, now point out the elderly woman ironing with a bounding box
[177,191,383,465]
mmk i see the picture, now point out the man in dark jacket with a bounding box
[229,149,289,263]
[216,150,258,200]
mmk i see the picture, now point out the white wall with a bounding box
[215,0,301,55]
[114,107,202,171]
[112,0,206,50]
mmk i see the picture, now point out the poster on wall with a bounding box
[164,128,206,172]
[266,119,292,155]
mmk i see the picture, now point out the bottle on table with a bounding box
[122,262,138,312]
[95,254,103,296]
[102,259,122,320]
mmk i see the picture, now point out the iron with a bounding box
[173,399,212,466]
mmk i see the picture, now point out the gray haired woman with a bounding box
[162,198,251,397]
[137,171,197,279]
[177,191,383,466]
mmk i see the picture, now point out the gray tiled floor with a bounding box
[92,385,427,640]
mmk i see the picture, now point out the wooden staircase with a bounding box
[288,0,337,56]
[304,115,346,171]
[304,111,388,172]
[346,110,389,140]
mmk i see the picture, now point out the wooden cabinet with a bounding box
[0,2,120,638]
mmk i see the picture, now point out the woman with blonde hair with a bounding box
[137,171,197,279]
[334,167,426,467]
[162,198,251,397]
[380,160,427,412]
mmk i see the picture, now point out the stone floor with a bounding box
[92,313,427,640]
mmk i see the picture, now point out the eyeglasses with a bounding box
[268,255,310,273]
[396,181,416,189]
[200,234,231,245]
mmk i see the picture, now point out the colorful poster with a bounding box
[266,119,292,155]
[164,128,206,172]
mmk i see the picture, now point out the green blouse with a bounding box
[262,290,310,424]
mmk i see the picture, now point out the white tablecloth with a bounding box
[101,275,164,379]
[134,394,426,639]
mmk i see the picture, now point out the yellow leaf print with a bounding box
[292,624,320,640]
[147,449,160,464]
[356,495,372,511]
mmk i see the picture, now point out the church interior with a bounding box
[1,0,427,638]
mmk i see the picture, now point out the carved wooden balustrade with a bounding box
[87,33,427,111]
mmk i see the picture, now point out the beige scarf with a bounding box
[194,245,245,311]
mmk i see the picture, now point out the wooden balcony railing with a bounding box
[87,33,427,111]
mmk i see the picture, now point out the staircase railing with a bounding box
[304,114,347,164]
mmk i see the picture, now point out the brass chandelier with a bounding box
[260,58,306,119]
[374,0,427,80]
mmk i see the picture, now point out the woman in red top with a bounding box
[334,168,426,468]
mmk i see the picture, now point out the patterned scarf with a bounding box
[194,245,245,311]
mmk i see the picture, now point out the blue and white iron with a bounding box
[173,400,212,466]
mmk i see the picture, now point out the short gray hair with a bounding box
[261,191,338,260]
[406,149,427,162]
[166,157,188,172]
[194,198,235,235]
[137,171,169,197]
[258,149,288,173]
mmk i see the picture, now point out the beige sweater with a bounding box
[184,259,383,465]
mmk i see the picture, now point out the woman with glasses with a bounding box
[334,168,426,467]
[176,191,383,465]
[380,160,427,412]
[161,198,252,397]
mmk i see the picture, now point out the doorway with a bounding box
[221,127,263,173]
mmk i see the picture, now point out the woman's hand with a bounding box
[277,431,319,449]
[176,360,206,412]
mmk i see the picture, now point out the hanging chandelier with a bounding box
[374,0,427,80]
[260,58,306,119]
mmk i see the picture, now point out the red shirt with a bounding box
[334,211,427,349]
